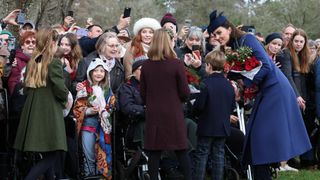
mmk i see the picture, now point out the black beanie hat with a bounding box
[132,59,145,73]
[265,32,282,45]
[160,13,178,32]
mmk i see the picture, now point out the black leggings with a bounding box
[24,151,58,180]
[148,149,191,180]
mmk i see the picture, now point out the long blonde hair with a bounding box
[24,28,59,88]
[147,28,176,61]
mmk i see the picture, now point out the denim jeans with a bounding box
[192,136,226,180]
[81,117,99,176]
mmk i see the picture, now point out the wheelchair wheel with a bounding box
[224,166,240,180]
[143,172,150,180]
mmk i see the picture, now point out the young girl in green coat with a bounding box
[14,28,69,180]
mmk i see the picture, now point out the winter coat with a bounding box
[193,73,235,137]
[315,57,320,118]
[118,77,145,146]
[231,34,311,165]
[8,49,30,96]
[140,58,190,150]
[14,58,69,152]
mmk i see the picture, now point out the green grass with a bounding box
[276,170,320,180]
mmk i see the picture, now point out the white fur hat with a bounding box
[133,17,161,36]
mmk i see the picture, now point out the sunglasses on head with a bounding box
[25,40,36,45]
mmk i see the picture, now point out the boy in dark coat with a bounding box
[192,50,235,180]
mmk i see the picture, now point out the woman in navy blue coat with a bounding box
[206,11,311,179]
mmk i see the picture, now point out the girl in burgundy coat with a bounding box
[140,28,191,180]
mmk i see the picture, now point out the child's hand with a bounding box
[86,106,99,115]
[76,82,84,91]
[230,115,238,124]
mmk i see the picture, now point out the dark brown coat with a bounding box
[140,58,190,150]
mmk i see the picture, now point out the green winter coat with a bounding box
[14,58,68,152]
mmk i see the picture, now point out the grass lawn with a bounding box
[276,170,320,180]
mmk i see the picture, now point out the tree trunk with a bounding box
[0,0,73,33]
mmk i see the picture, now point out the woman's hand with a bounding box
[184,53,193,66]
[3,9,20,26]
[297,96,306,111]
[178,26,189,40]
[62,58,73,74]
[191,51,202,68]
[184,53,201,68]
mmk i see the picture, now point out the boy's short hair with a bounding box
[205,50,226,71]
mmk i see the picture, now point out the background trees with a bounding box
[0,0,319,39]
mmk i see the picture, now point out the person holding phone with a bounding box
[178,26,206,84]
[62,11,76,33]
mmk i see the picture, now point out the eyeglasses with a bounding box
[25,40,36,45]
[106,44,120,49]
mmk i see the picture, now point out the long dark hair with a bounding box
[287,28,310,73]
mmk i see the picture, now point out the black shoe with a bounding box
[162,167,184,180]
[287,158,301,169]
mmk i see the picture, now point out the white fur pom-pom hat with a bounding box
[133,17,161,36]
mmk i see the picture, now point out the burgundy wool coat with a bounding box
[140,58,190,150]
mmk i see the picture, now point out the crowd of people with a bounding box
[0,7,319,180]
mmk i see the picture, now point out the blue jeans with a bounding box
[193,136,226,180]
[81,117,99,176]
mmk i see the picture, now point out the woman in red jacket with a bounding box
[140,28,191,180]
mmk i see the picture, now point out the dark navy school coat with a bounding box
[193,73,235,137]
[237,34,311,165]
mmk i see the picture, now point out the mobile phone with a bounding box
[185,19,192,28]
[192,45,200,51]
[68,10,74,17]
[17,12,26,25]
[123,7,131,18]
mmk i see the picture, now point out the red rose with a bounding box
[87,86,93,94]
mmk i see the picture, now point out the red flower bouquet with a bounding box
[184,67,200,86]
[225,46,261,80]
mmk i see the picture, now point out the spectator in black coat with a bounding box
[75,32,125,94]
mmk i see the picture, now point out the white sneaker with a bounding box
[279,166,287,172]
[284,165,299,172]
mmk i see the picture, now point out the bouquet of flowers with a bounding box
[184,67,200,86]
[225,46,261,103]
[225,46,261,80]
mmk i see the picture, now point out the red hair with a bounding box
[20,31,36,46]
[130,30,145,58]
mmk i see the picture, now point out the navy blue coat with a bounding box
[193,73,235,137]
[234,34,311,165]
